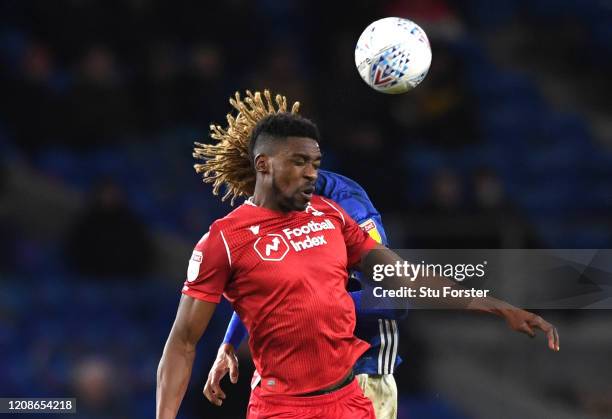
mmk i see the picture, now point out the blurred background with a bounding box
[1,0,612,418]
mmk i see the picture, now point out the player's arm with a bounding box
[157,295,217,419]
[203,311,246,406]
[360,244,560,351]
[160,222,232,415]
[334,198,559,352]
[223,311,248,348]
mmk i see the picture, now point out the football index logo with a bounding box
[254,234,289,261]
[283,219,335,252]
[266,237,280,256]
[253,219,336,261]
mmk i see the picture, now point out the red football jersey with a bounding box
[182,195,377,395]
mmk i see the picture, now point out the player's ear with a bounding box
[254,154,270,174]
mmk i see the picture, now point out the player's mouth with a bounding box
[300,186,314,200]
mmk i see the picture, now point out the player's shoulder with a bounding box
[316,171,374,213]
[317,170,367,196]
[309,195,347,224]
[204,203,253,232]
[310,194,339,207]
[194,203,252,245]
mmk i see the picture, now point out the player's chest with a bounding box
[225,214,348,278]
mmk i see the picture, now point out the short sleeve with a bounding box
[181,223,231,303]
[336,203,378,268]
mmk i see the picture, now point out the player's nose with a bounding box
[303,165,317,181]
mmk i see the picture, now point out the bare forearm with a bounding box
[156,296,217,417]
[465,293,516,315]
[156,337,197,419]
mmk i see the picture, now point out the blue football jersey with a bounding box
[316,170,402,375]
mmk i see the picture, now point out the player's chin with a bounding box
[293,192,312,210]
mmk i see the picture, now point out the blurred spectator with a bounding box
[470,167,540,248]
[425,168,465,215]
[469,167,514,248]
[72,356,129,419]
[137,41,183,132]
[250,42,313,117]
[176,44,227,128]
[64,181,155,277]
[0,161,16,273]
[471,167,508,214]
[410,167,539,248]
[409,168,468,248]
[390,44,480,148]
[64,46,136,147]
[2,43,64,153]
[384,0,465,40]
[339,122,410,211]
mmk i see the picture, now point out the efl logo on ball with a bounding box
[355,17,432,94]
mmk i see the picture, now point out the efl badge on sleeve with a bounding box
[359,219,382,244]
[187,250,203,282]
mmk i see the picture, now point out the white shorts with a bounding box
[357,373,397,419]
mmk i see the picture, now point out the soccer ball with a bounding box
[355,17,432,94]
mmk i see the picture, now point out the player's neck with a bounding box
[251,185,289,213]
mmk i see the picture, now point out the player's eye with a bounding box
[293,159,306,166]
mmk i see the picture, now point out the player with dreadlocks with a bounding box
[192,90,299,205]
[197,90,406,419]
[156,91,559,419]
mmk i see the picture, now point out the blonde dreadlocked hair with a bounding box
[193,90,300,205]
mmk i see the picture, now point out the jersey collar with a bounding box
[244,197,317,214]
